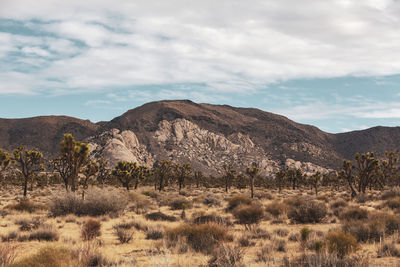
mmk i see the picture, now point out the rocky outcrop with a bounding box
[86,129,154,168]
[285,158,333,176]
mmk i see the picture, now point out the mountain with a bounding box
[1,100,399,175]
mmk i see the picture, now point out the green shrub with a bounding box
[81,218,101,241]
[325,231,358,258]
[300,227,311,242]
[288,201,327,223]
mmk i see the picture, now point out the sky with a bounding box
[0,0,400,133]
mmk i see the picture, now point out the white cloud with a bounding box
[1,0,400,96]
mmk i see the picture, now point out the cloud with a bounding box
[1,0,400,96]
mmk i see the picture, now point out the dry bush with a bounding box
[169,197,193,210]
[10,246,76,267]
[49,188,128,217]
[145,211,177,222]
[0,243,16,267]
[141,190,160,200]
[325,231,359,258]
[377,242,400,257]
[249,227,271,240]
[343,212,400,242]
[128,192,152,214]
[165,223,230,254]
[237,235,255,247]
[285,252,369,267]
[256,243,276,264]
[284,197,306,208]
[28,225,59,242]
[354,193,370,203]
[14,216,42,231]
[233,204,264,227]
[1,231,19,242]
[75,241,109,267]
[274,228,289,237]
[288,201,327,223]
[81,218,101,241]
[227,195,252,211]
[146,228,163,240]
[265,200,289,217]
[272,238,287,252]
[203,194,221,206]
[5,200,45,213]
[208,245,245,267]
[330,199,348,209]
[383,197,400,211]
[339,206,369,222]
[381,188,400,200]
[113,222,135,244]
[192,213,231,226]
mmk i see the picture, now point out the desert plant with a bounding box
[15,216,42,231]
[208,245,244,267]
[81,218,101,241]
[246,164,260,198]
[377,242,400,257]
[300,227,311,242]
[169,197,193,210]
[265,200,289,217]
[339,206,369,221]
[28,225,59,242]
[145,211,177,222]
[165,222,230,254]
[49,188,128,216]
[6,200,45,213]
[233,204,264,228]
[113,223,135,244]
[0,243,16,266]
[173,162,192,191]
[325,231,358,258]
[146,228,163,240]
[227,195,252,211]
[288,200,327,223]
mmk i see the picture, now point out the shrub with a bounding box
[384,197,400,211]
[113,223,134,244]
[377,242,400,257]
[288,201,327,223]
[81,218,101,241]
[28,225,59,242]
[273,238,287,252]
[233,204,264,227]
[339,206,369,221]
[10,246,76,267]
[1,231,19,242]
[287,252,369,267]
[325,231,358,258]
[300,227,311,242]
[145,211,177,222]
[128,192,152,213]
[49,188,128,217]
[249,227,271,240]
[15,216,42,231]
[169,197,193,210]
[0,243,16,267]
[265,201,289,217]
[238,235,254,247]
[208,245,245,267]
[165,223,230,254]
[192,213,231,226]
[146,228,163,240]
[382,188,400,200]
[227,195,252,211]
[5,200,45,213]
[274,228,289,237]
[330,199,348,209]
[203,194,221,206]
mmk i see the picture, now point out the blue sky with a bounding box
[1,0,400,133]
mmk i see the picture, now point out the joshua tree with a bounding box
[52,134,90,192]
[12,146,44,197]
[194,170,203,188]
[113,161,141,191]
[95,158,111,187]
[134,166,150,190]
[379,152,400,186]
[286,168,303,190]
[246,163,260,198]
[340,152,379,197]
[153,160,173,191]
[308,172,321,195]
[81,160,99,199]
[222,163,236,193]
[174,163,192,191]
[275,170,286,193]
[0,149,11,188]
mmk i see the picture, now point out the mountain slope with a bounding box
[0,100,399,174]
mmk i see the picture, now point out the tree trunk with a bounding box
[250,177,254,199]
[23,177,28,197]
